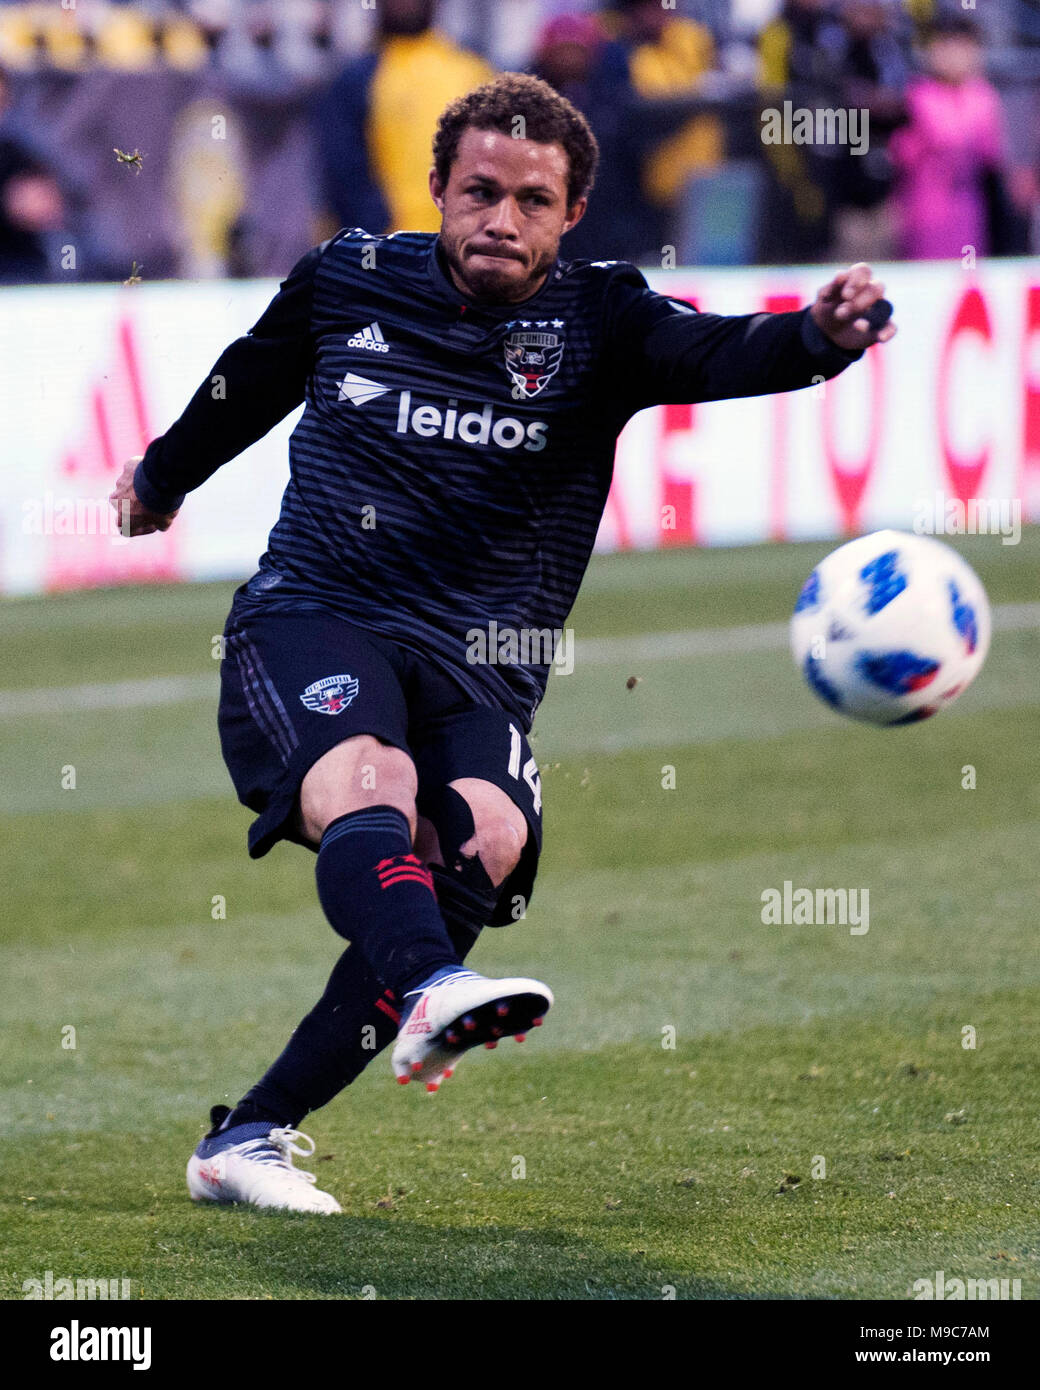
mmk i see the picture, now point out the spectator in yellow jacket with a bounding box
[313,0,492,235]
[606,0,724,211]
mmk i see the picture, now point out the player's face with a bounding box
[430,127,586,304]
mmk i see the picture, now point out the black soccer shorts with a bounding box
[217,599,542,926]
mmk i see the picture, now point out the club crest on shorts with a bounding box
[503,322,565,399]
[300,674,359,715]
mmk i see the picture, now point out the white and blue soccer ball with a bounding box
[790,530,991,725]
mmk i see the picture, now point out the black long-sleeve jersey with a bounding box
[134,229,861,728]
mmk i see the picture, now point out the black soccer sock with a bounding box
[237,915,482,1126]
[228,802,500,1127]
[215,1099,286,1133]
[314,805,460,996]
[232,948,398,1128]
[428,864,496,949]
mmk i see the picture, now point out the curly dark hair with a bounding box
[433,72,599,207]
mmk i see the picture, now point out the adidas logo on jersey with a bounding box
[347,322,390,353]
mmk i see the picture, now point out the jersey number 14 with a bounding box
[507,724,542,815]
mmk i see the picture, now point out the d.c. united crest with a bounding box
[503,322,565,399]
[300,674,359,715]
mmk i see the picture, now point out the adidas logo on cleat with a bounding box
[403,995,433,1035]
[391,971,553,1091]
[347,322,390,353]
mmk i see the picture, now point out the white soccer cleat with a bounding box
[187,1124,342,1214]
[390,968,553,1091]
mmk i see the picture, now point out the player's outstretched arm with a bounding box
[603,261,897,412]
[108,241,330,529]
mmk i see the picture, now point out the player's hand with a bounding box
[810,263,897,352]
[108,456,180,536]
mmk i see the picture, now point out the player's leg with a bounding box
[418,776,529,944]
[268,680,549,1096]
[217,608,465,1001]
[190,619,548,1208]
[223,777,533,1126]
[195,734,466,1140]
[298,736,549,1067]
[387,706,550,1086]
[189,610,460,1210]
[412,704,544,943]
[300,734,466,995]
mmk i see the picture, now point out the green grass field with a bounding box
[2,534,1038,1301]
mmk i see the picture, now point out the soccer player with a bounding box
[109,73,896,1214]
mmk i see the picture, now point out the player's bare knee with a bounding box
[463,814,527,888]
[446,778,528,888]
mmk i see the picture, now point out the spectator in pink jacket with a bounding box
[889,16,1007,260]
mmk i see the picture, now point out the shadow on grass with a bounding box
[196,1206,751,1301]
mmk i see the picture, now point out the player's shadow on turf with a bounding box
[220,1212,761,1300]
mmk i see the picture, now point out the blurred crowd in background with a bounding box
[0,0,1038,283]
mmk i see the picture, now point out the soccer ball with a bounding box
[790,530,991,725]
